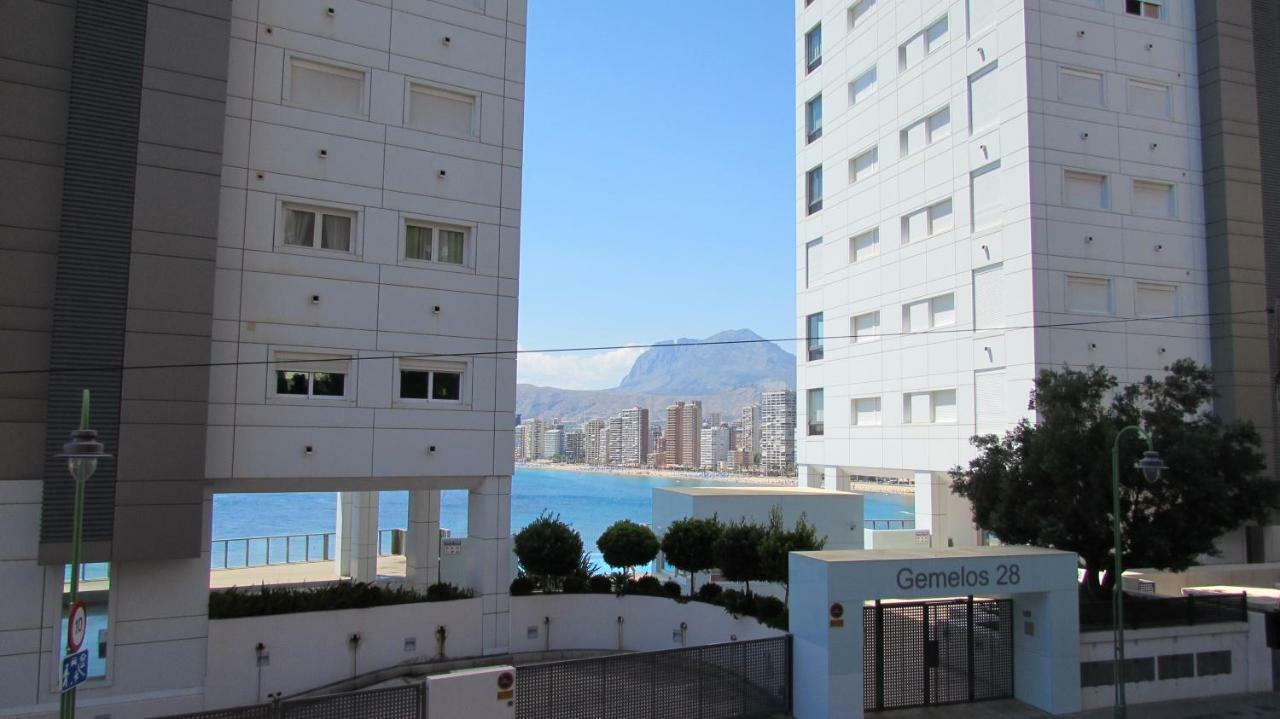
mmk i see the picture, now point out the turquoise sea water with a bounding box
[212,466,914,563]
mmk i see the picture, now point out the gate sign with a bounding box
[61,649,89,692]
[67,601,87,653]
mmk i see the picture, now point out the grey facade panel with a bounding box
[1254,0,1280,465]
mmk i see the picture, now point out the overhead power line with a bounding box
[0,307,1268,378]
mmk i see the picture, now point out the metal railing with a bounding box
[1079,592,1247,632]
[160,684,423,719]
[865,518,916,530]
[210,528,419,571]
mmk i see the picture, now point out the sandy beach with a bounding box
[515,461,915,495]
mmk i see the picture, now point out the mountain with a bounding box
[515,329,795,424]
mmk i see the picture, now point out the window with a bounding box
[806,313,824,361]
[805,94,823,143]
[284,206,353,252]
[408,84,477,138]
[901,107,950,155]
[968,63,1000,133]
[1196,650,1231,677]
[973,263,1005,330]
[902,199,953,243]
[806,165,823,214]
[971,162,1002,231]
[807,388,825,435]
[1126,0,1162,19]
[805,24,822,73]
[404,221,468,265]
[850,146,878,183]
[904,389,956,424]
[900,16,948,70]
[1127,79,1171,118]
[851,229,880,262]
[974,370,1005,435]
[1132,180,1175,218]
[904,293,955,332]
[288,57,365,116]
[967,0,998,34]
[853,311,880,343]
[59,563,110,682]
[399,364,463,401]
[1058,66,1105,107]
[1135,282,1176,318]
[853,397,881,426]
[274,354,350,399]
[1063,170,1109,209]
[849,0,875,29]
[850,67,877,105]
[1066,275,1112,314]
[805,238,822,288]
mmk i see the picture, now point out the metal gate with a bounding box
[863,597,1013,711]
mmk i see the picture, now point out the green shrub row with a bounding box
[209,581,473,619]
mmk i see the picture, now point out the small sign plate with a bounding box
[67,601,87,653]
[61,649,89,693]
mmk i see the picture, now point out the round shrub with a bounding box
[634,576,662,595]
[425,582,472,602]
[561,575,590,594]
[509,576,535,596]
[754,595,786,621]
[662,581,682,598]
[596,520,660,577]
[513,512,584,586]
[696,583,724,603]
[589,575,613,594]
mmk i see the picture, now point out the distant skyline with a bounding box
[517,4,796,389]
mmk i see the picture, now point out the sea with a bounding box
[212,466,915,566]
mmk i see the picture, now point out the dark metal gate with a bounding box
[863,597,1013,711]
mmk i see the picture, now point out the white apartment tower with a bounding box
[583,417,607,464]
[762,390,797,475]
[700,425,732,469]
[795,0,1280,557]
[619,407,650,467]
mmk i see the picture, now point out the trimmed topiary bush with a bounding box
[509,576,535,596]
[596,520,660,578]
[662,581,682,598]
[589,575,613,594]
[425,582,471,602]
[513,512,584,591]
[561,575,590,594]
[634,576,662,595]
[208,581,473,619]
[696,582,724,603]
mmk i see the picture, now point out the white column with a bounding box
[406,489,441,590]
[468,476,511,655]
[799,464,824,488]
[823,466,851,492]
[335,491,379,582]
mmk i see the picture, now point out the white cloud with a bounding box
[516,344,644,390]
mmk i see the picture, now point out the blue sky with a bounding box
[516,3,796,389]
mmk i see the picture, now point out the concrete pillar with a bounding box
[406,489,441,589]
[799,464,824,488]
[468,476,511,655]
[823,466,851,492]
[335,491,379,582]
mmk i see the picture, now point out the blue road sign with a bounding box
[61,649,88,693]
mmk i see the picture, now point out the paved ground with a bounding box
[208,556,407,588]
[880,693,1280,719]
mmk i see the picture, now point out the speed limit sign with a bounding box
[67,601,87,653]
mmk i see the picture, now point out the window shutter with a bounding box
[974,371,1005,435]
[973,264,1004,330]
[932,390,957,423]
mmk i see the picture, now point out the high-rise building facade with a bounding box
[606,414,625,465]
[761,390,797,475]
[700,425,732,469]
[563,430,586,463]
[618,407,650,467]
[542,428,565,460]
[0,1,526,713]
[739,403,762,459]
[520,418,545,462]
[663,401,704,468]
[582,418,607,465]
[795,0,1280,556]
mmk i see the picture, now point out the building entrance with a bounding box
[862,597,1013,711]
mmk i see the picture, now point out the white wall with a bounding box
[1079,623,1250,710]
[204,598,483,709]
[507,595,784,655]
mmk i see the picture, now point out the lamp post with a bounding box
[1110,425,1164,719]
[55,390,110,719]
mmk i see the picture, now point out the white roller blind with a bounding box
[967,0,999,33]
[974,370,1005,435]
[290,59,363,115]
[928,199,953,234]
[925,16,949,52]
[906,300,930,332]
[851,147,878,182]
[900,33,925,69]
[1064,171,1107,209]
[851,67,877,105]
[1127,79,1170,118]
[853,311,880,342]
[904,207,929,242]
[932,390,957,423]
[927,107,950,141]
[907,392,932,423]
[409,85,476,137]
[969,64,1000,133]
[971,162,1003,231]
[973,264,1004,330]
[852,230,879,262]
[1132,180,1174,218]
[1066,276,1111,313]
[849,0,875,28]
[854,397,881,426]
[931,293,956,327]
[902,118,927,155]
[1135,282,1176,318]
[1059,67,1104,107]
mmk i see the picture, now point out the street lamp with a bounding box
[1110,425,1164,719]
[55,390,110,719]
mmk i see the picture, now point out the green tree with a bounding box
[512,512,583,591]
[713,520,768,595]
[760,506,827,605]
[660,516,722,595]
[596,519,660,578]
[951,360,1276,599]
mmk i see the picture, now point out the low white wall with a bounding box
[863,528,930,549]
[1079,622,1249,710]
[204,598,482,710]
[508,595,784,654]
[1128,562,1280,596]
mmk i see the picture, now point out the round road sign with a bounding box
[829,602,844,620]
[67,601,87,653]
[497,671,514,690]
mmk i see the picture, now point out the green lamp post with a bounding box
[1109,425,1165,719]
[55,390,110,719]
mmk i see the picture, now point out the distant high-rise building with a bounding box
[542,428,564,460]
[761,390,796,475]
[726,448,753,472]
[708,412,722,427]
[664,401,703,468]
[739,404,762,460]
[700,425,731,469]
[582,418,606,465]
[618,407,649,467]
[606,415,624,465]
[519,419,545,462]
[563,430,585,463]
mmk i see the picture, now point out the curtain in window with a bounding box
[405,225,432,260]
[321,214,351,251]
[438,229,465,264]
[284,209,314,246]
